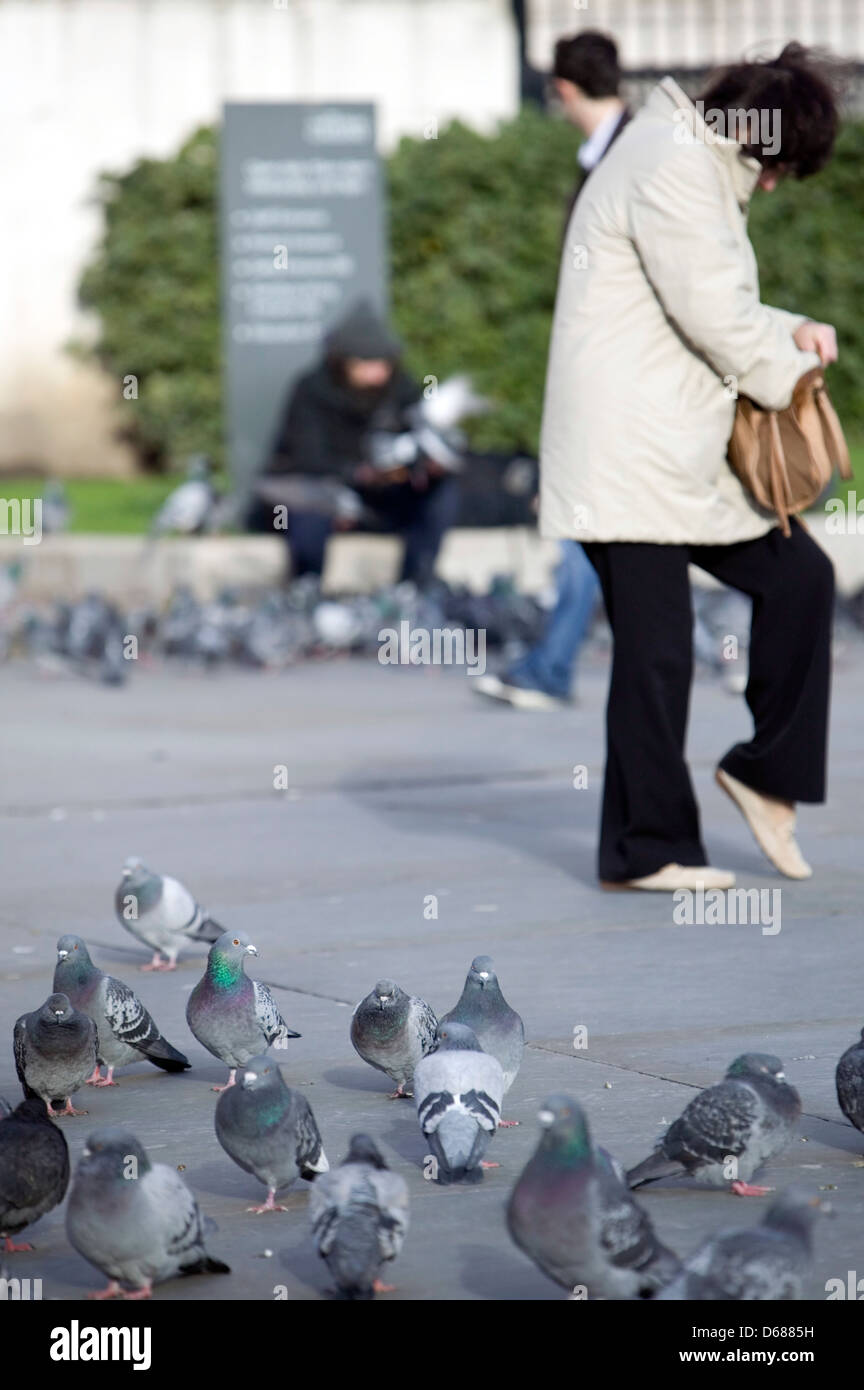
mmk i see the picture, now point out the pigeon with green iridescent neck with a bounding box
[350,980,437,1098]
[53,935,190,1087]
[13,992,98,1116]
[215,1055,328,1212]
[626,1054,800,1196]
[656,1187,826,1300]
[114,856,224,971]
[0,1096,70,1254]
[441,955,524,1095]
[310,1134,409,1299]
[186,931,301,1091]
[66,1126,229,1299]
[507,1095,680,1299]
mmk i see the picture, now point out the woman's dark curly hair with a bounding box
[698,43,846,177]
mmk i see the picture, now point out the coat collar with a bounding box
[646,76,763,209]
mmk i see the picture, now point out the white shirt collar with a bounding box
[578,107,624,171]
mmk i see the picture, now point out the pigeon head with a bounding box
[763,1186,830,1242]
[372,980,402,1010]
[78,1128,151,1181]
[239,1056,281,1092]
[467,956,497,990]
[344,1133,388,1170]
[536,1094,593,1160]
[55,935,95,979]
[726,1053,787,1085]
[207,930,257,987]
[40,993,75,1024]
[436,1022,482,1052]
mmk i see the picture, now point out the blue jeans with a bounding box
[507,541,600,699]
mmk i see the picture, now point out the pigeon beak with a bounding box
[538,1109,555,1126]
[246,945,258,956]
[54,1010,65,1017]
[57,949,68,959]
[776,1072,785,1080]
[242,1071,257,1088]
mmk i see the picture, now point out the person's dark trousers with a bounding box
[582,521,834,883]
[287,474,460,585]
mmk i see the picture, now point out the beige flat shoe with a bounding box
[715,768,812,880]
[601,862,736,892]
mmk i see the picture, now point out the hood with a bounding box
[325,298,401,361]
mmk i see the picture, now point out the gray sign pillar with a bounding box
[221,102,386,499]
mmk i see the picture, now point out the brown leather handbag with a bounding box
[727,366,851,536]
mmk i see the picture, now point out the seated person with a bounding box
[261,300,459,587]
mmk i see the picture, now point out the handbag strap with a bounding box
[767,412,792,536]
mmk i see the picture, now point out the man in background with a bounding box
[473,31,629,710]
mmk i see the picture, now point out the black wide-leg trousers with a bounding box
[582,520,834,883]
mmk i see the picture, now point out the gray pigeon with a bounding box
[114,856,224,971]
[13,992,98,1116]
[310,1134,409,1299]
[656,1187,826,1300]
[414,1022,504,1184]
[215,1055,328,1211]
[66,1126,230,1298]
[441,955,524,1106]
[507,1095,680,1299]
[53,935,190,1086]
[350,979,437,1098]
[836,1026,864,1138]
[186,931,301,1091]
[0,1097,69,1253]
[627,1054,801,1195]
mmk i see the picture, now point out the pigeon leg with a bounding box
[141,953,174,972]
[88,1281,123,1300]
[731,1180,774,1197]
[211,1069,237,1093]
[84,1065,103,1085]
[47,1097,88,1117]
[387,1084,412,1100]
[89,1067,118,1088]
[480,1161,500,1169]
[247,1188,288,1214]
[373,1278,396,1294]
[3,1235,34,1253]
[498,1118,519,1128]
[122,1284,153,1300]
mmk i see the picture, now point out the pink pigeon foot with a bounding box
[731,1180,774,1197]
[47,1098,88,1117]
[480,1161,500,1169]
[122,1285,153,1300]
[141,955,176,972]
[88,1281,123,1300]
[211,1069,237,1093]
[3,1236,33,1253]
[88,1067,118,1088]
[373,1278,396,1293]
[247,1189,288,1214]
[387,1084,412,1099]
[498,1119,519,1128]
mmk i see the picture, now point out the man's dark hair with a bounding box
[698,43,844,177]
[553,31,620,99]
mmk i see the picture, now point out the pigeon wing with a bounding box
[102,975,163,1054]
[145,1164,207,1265]
[369,1170,409,1260]
[12,1016,30,1091]
[252,980,292,1045]
[666,1080,759,1166]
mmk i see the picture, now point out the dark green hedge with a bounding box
[75,111,864,470]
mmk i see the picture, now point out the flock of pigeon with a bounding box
[3,856,864,1300]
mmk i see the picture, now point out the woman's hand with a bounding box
[794,321,838,365]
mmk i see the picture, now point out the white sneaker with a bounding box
[715,768,812,879]
[601,862,737,891]
[471,675,570,712]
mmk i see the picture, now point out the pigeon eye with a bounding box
[232,938,240,946]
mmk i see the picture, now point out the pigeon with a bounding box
[53,935,190,1087]
[441,955,524,1119]
[835,1026,864,1137]
[186,931,301,1091]
[350,979,438,1098]
[66,1126,230,1298]
[413,1022,504,1184]
[215,1055,328,1212]
[13,992,98,1116]
[309,1134,409,1299]
[507,1094,680,1299]
[656,1187,826,1300]
[0,1096,70,1253]
[627,1054,801,1196]
[151,456,215,536]
[114,856,224,971]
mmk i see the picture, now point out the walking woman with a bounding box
[539,45,842,889]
